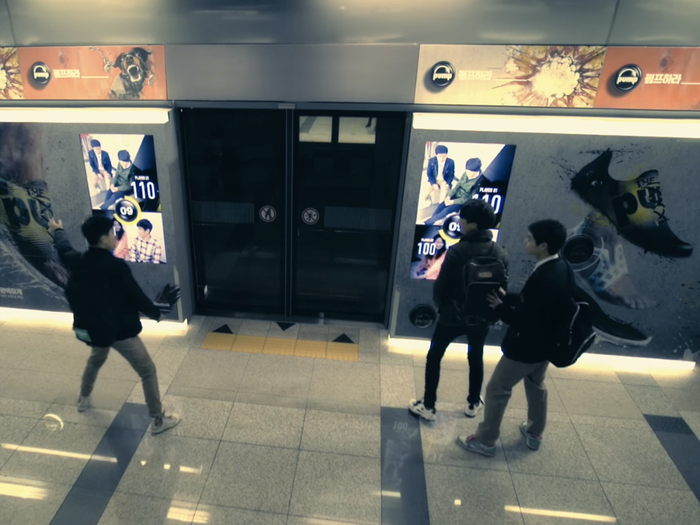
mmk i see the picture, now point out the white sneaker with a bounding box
[408,399,436,421]
[464,398,484,418]
[151,413,181,435]
[77,395,90,413]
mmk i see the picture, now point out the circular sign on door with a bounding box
[259,205,277,223]
[302,208,319,225]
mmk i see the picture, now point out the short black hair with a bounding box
[81,216,114,246]
[528,219,567,255]
[117,150,131,162]
[90,139,101,148]
[136,219,153,231]
[459,199,496,230]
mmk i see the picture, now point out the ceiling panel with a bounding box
[610,0,700,46]
[7,0,617,46]
[0,0,13,47]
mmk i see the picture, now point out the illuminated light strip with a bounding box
[0,108,170,125]
[0,481,47,500]
[167,506,207,524]
[387,338,695,372]
[1,443,117,463]
[413,113,700,139]
[373,490,401,497]
[505,505,617,522]
[0,307,188,334]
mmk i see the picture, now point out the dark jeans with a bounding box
[425,202,461,225]
[101,190,128,210]
[423,321,489,409]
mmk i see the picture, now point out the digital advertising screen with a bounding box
[80,133,167,264]
[410,141,516,280]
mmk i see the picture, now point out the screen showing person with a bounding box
[416,142,516,226]
[412,233,448,280]
[80,134,160,212]
[113,218,129,260]
[129,217,164,264]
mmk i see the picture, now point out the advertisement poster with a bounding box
[0,47,24,99]
[0,122,177,315]
[410,141,516,280]
[593,47,700,110]
[415,45,607,107]
[17,46,166,100]
[80,133,167,264]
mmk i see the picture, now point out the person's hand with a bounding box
[110,185,118,192]
[487,290,503,309]
[48,218,63,234]
[444,198,454,206]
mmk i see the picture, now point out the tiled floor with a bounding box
[0,315,699,524]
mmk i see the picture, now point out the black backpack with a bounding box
[460,242,507,324]
[548,265,596,368]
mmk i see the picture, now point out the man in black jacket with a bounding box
[410,200,508,421]
[458,219,570,456]
[49,216,180,435]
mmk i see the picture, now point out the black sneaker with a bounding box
[571,150,692,258]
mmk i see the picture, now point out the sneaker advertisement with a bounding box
[396,117,700,362]
[0,122,180,318]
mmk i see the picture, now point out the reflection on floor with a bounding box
[0,314,699,524]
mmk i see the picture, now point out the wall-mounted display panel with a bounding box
[0,115,181,318]
[80,133,167,264]
[411,141,515,281]
[394,113,700,362]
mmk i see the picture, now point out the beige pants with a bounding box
[80,336,163,418]
[476,356,549,446]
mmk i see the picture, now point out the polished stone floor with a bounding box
[0,314,699,525]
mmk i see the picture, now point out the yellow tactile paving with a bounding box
[201,333,236,350]
[232,335,266,353]
[294,340,327,359]
[326,342,359,362]
[263,338,296,356]
[201,330,360,361]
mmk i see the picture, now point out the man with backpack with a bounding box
[48,216,181,435]
[457,219,572,456]
[410,200,508,421]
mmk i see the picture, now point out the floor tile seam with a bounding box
[621,381,680,415]
[194,500,288,518]
[504,469,610,485]
[597,479,699,494]
[284,409,308,516]
[504,461,527,525]
[557,409,611,489]
[0,414,43,469]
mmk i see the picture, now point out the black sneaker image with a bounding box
[0,177,69,288]
[571,150,692,258]
[573,285,652,347]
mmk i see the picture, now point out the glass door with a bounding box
[180,108,406,322]
[292,112,406,321]
[180,108,287,315]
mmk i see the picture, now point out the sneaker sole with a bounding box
[455,436,496,457]
[152,418,181,435]
[408,406,436,422]
[520,424,541,451]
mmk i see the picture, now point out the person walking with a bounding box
[409,200,508,421]
[458,219,570,456]
[49,216,180,435]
